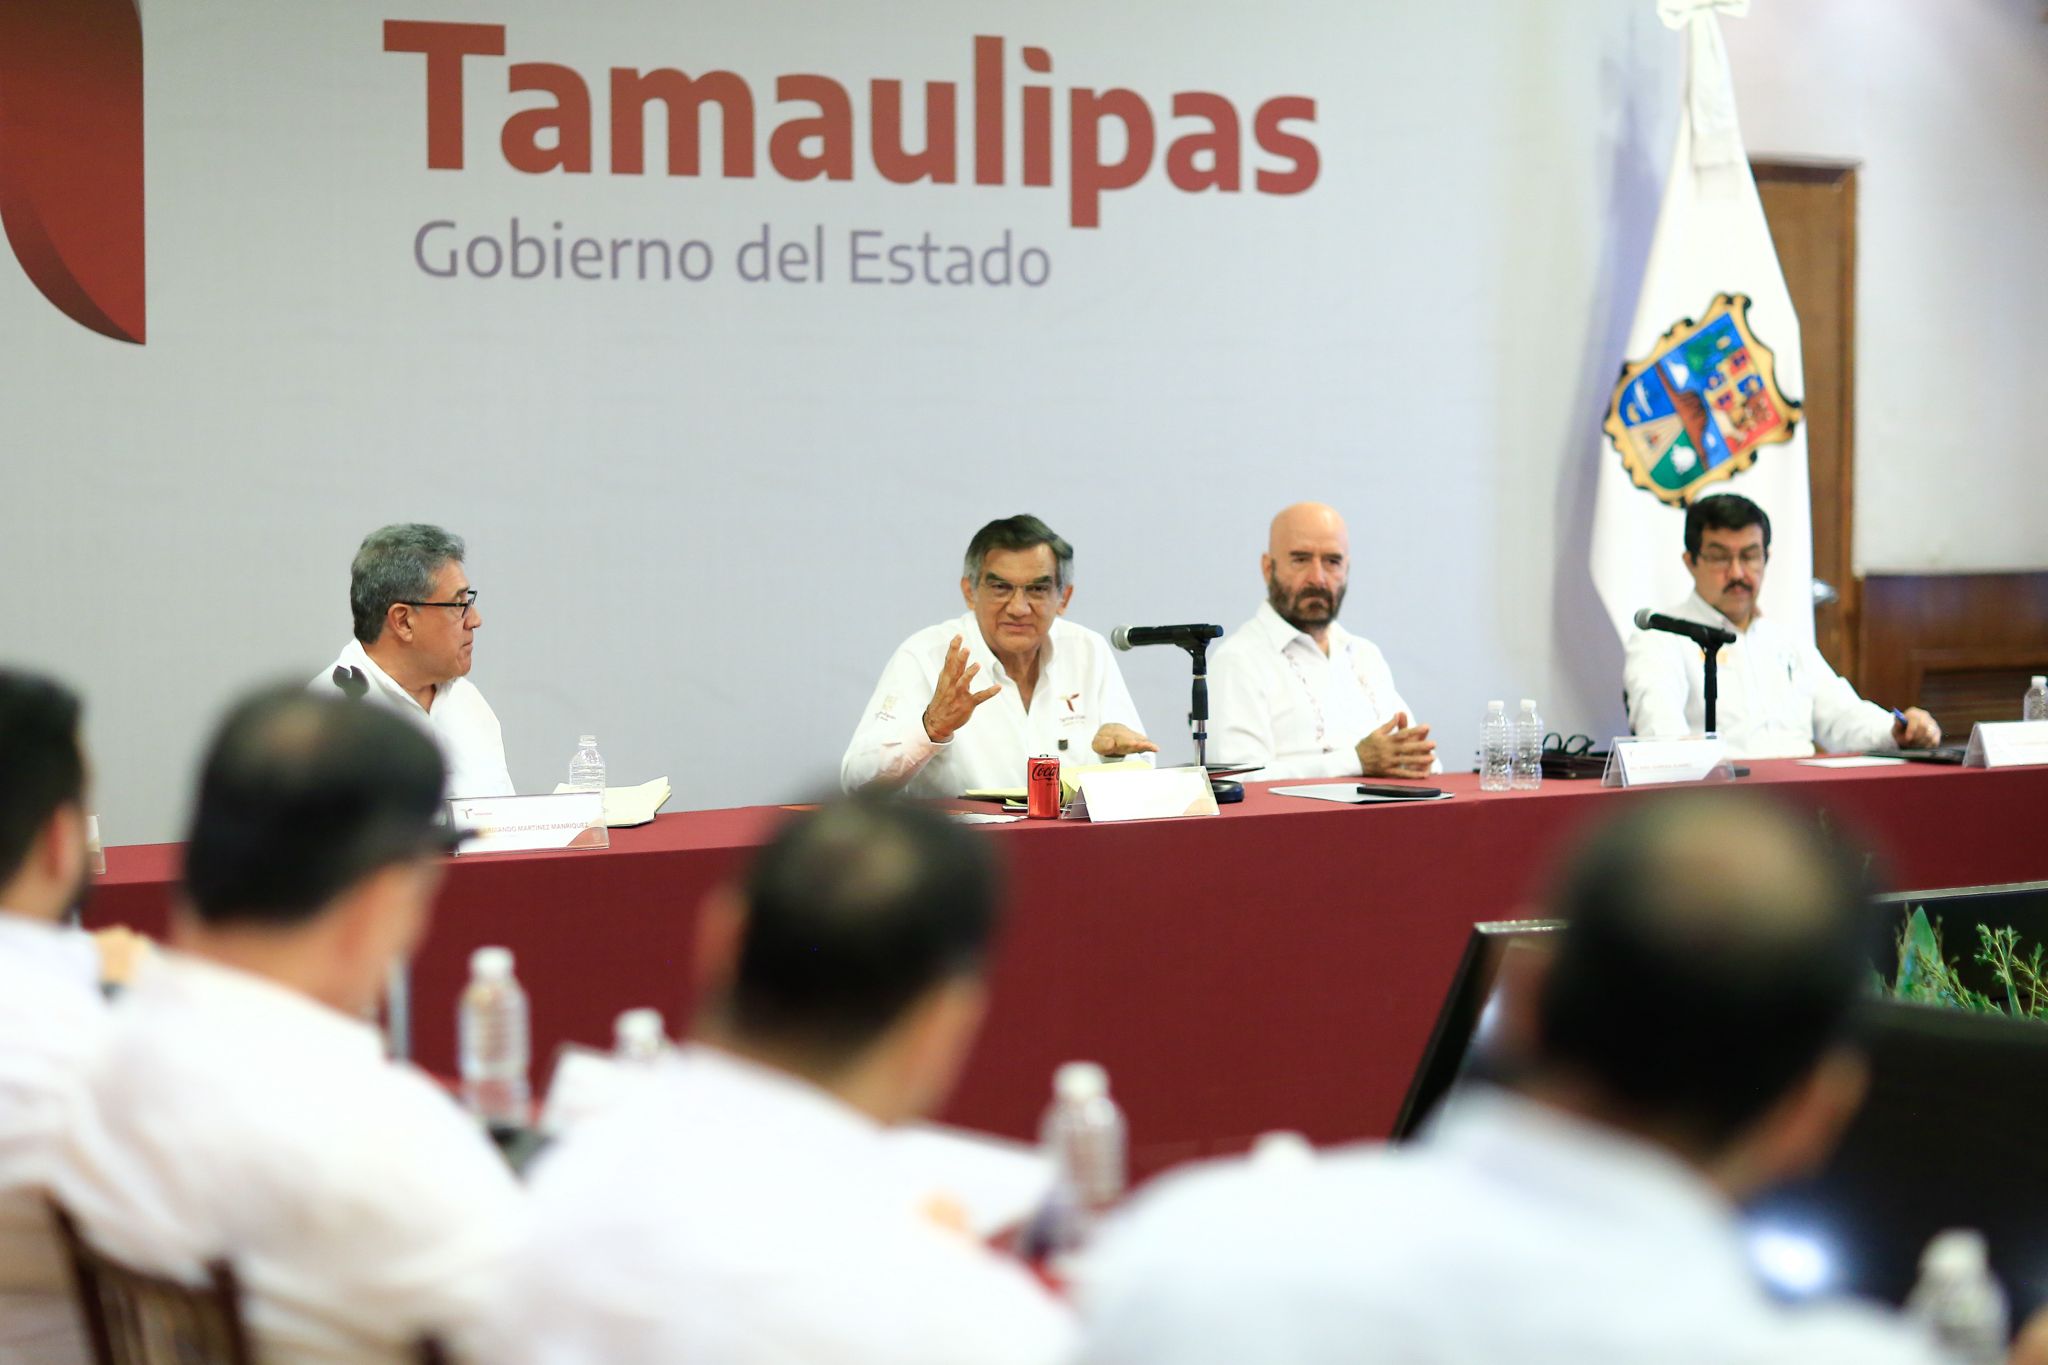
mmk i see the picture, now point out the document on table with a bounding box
[950,810,1023,825]
[1798,756,1909,769]
[1271,783,1454,804]
[549,775,673,826]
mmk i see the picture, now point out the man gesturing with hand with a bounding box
[842,516,1156,797]
[1209,502,1441,781]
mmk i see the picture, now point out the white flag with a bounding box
[1590,0,1813,646]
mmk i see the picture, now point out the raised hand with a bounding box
[1356,712,1436,778]
[923,636,1002,743]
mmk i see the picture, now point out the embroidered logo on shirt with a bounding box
[1062,692,1081,712]
[1605,293,1801,507]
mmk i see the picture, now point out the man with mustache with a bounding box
[1624,494,1939,757]
[1208,502,1438,780]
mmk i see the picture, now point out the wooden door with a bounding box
[1754,158,1859,683]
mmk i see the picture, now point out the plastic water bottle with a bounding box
[1037,1061,1127,1257]
[567,735,606,792]
[1907,1229,2008,1365]
[459,946,531,1129]
[613,1007,667,1064]
[2025,676,2048,722]
[1512,699,1544,790]
[1480,700,1512,791]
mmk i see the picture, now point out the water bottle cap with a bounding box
[470,945,514,980]
[614,1007,665,1047]
[1519,698,1538,711]
[578,735,598,749]
[1054,1060,1109,1101]
[1920,1228,1989,1278]
[2033,676,2046,688]
[1485,700,1505,713]
[1249,1130,1316,1171]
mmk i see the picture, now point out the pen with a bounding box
[1890,708,1906,727]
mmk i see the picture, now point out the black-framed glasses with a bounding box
[1544,732,1594,756]
[403,588,479,615]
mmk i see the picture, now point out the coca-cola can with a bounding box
[1026,755,1061,819]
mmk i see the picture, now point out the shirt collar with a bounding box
[338,638,438,715]
[143,948,387,1065]
[1252,599,1349,654]
[959,610,1059,683]
[1680,590,1762,636]
[666,1042,884,1146]
[1427,1085,1740,1250]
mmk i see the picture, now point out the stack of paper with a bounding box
[550,776,672,828]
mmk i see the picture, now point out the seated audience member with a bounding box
[51,688,522,1363]
[1210,502,1438,779]
[1624,494,1938,757]
[504,796,1074,1365]
[1074,794,1957,1364]
[0,671,110,1365]
[315,523,515,797]
[841,515,1155,796]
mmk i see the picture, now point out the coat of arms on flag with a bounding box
[1603,291,1802,506]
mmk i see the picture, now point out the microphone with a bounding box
[1111,623,1223,651]
[1632,608,1736,649]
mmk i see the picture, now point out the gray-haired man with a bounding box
[840,514,1154,797]
[312,523,515,797]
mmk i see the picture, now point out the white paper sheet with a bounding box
[1797,756,1908,769]
[1270,784,1452,804]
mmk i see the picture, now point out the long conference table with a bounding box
[88,760,2048,1177]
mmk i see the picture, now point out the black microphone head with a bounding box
[1631,607,1658,631]
[1110,626,1134,651]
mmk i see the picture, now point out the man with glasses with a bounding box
[313,523,515,797]
[1624,494,1938,757]
[841,514,1155,797]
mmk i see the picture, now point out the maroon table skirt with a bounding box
[89,760,2048,1176]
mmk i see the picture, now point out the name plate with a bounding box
[1963,720,2048,769]
[1074,765,1219,823]
[1601,736,1731,788]
[449,792,609,856]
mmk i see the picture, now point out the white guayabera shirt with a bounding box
[1075,1087,1948,1365]
[840,612,1148,797]
[1208,602,1439,780]
[1624,591,1896,758]
[499,1044,1075,1365]
[50,951,525,1364]
[313,638,515,798]
[0,912,106,1365]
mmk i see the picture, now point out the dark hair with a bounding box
[1535,792,1876,1149]
[727,795,1001,1063]
[0,670,86,884]
[963,515,1074,591]
[350,523,466,645]
[182,687,453,926]
[1684,494,1771,559]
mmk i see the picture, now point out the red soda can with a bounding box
[1026,755,1061,819]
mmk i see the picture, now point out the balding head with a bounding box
[1531,792,1877,1151]
[1263,503,1352,636]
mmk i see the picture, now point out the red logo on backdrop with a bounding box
[0,0,147,344]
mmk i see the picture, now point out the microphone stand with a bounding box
[1183,640,1243,805]
[1703,644,1718,737]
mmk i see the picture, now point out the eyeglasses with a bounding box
[1544,732,1594,756]
[403,588,479,615]
[978,576,1057,606]
[1695,548,1767,570]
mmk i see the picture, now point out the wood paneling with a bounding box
[1755,158,1859,682]
[1859,574,2048,737]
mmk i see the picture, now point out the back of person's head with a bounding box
[1684,493,1772,557]
[722,795,1001,1071]
[350,523,465,645]
[1534,792,1874,1154]
[183,686,450,927]
[0,668,87,895]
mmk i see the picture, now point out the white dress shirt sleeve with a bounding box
[841,641,946,792]
[1206,646,1278,773]
[1803,646,1898,754]
[1623,628,1697,739]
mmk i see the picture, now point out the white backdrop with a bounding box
[1,0,1685,843]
